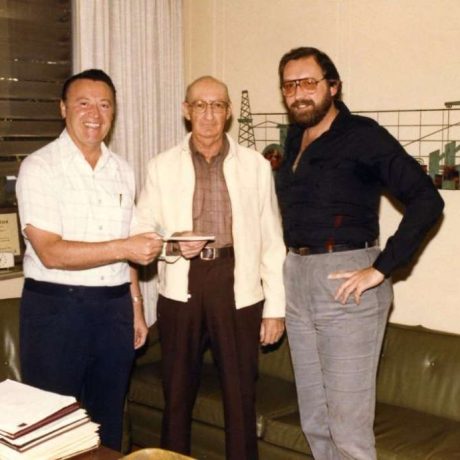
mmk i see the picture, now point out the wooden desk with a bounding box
[73,446,122,459]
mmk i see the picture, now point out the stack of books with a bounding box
[0,379,100,459]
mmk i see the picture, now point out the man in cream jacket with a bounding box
[134,76,285,460]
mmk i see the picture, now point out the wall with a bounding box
[0,274,23,300]
[183,0,460,333]
[183,0,460,125]
[380,191,458,333]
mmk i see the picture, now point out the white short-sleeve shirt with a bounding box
[16,130,135,286]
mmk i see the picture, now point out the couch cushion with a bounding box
[375,402,460,459]
[377,323,460,422]
[128,359,298,437]
[193,366,299,436]
[128,361,165,409]
[261,401,460,459]
[262,410,311,455]
[258,337,295,382]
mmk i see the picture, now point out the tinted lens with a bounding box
[282,81,297,96]
[282,78,323,96]
[299,78,317,92]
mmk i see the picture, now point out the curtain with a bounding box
[72,0,185,325]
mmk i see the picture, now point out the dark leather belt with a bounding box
[289,241,377,256]
[200,246,234,261]
[24,278,130,299]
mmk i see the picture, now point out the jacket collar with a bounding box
[181,132,237,160]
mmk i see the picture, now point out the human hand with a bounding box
[132,297,148,349]
[133,313,148,349]
[328,266,385,305]
[260,318,285,346]
[123,232,163,265]
[173,231,208,259]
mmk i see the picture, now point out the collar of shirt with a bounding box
[189,136,230,164]
[59,129,112,173]
[288,100,351,145]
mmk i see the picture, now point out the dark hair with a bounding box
[278,47,342,101]
[61,69,117,102]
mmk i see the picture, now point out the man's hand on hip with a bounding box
[328,266,385,305]
[260,318,285,346]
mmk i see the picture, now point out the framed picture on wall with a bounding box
[0,207,24,266]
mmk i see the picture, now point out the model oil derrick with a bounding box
[237,90,256,148]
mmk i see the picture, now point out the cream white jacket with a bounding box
[134,134,286,318]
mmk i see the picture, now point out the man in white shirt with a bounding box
[16,69,162,451]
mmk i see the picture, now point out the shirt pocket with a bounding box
[59,189,90,239]
[100,186,134,238]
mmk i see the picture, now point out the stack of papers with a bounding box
[0,379,100,459]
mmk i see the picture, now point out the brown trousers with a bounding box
[157,255,263,460]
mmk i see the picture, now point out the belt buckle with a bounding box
[298,247,311,256]
[200,247,217,261]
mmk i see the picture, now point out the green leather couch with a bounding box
[127,320,460,459]
[0,297,21,383]
[2,297,460,459]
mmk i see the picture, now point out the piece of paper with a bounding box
[0,423,99,459]
[0,380,77,437]
[0,380,100,460]
[165,235,215,242]
[1,410,89,448]
[0,212,20,255]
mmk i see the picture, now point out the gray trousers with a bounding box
[285,247,393,460]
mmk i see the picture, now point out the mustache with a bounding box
[290,99,315,110]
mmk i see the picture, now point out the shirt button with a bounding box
[101,276,105,281]
[99,225,103,230]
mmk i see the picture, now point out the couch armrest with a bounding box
[377,322,460,422]
[0,297,21,382]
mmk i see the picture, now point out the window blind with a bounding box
[0,0,71,189]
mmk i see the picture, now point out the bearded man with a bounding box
[275,47,444,460]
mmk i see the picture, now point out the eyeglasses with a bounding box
[187,100,229,113]
[281,77,326,96]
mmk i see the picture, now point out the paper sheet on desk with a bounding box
[0,379,77,437]
[1,409,90,448]
[0,423,100,459]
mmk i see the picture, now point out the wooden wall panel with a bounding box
[0,0,71,172]
[0,81,62,100]
[0,120,65,137]
[0,60,70,81]
[0,101,61,119]
[0,139,52,156]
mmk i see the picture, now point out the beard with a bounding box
[287,91,333,127]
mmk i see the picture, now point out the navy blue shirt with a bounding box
[276,101,444,276]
